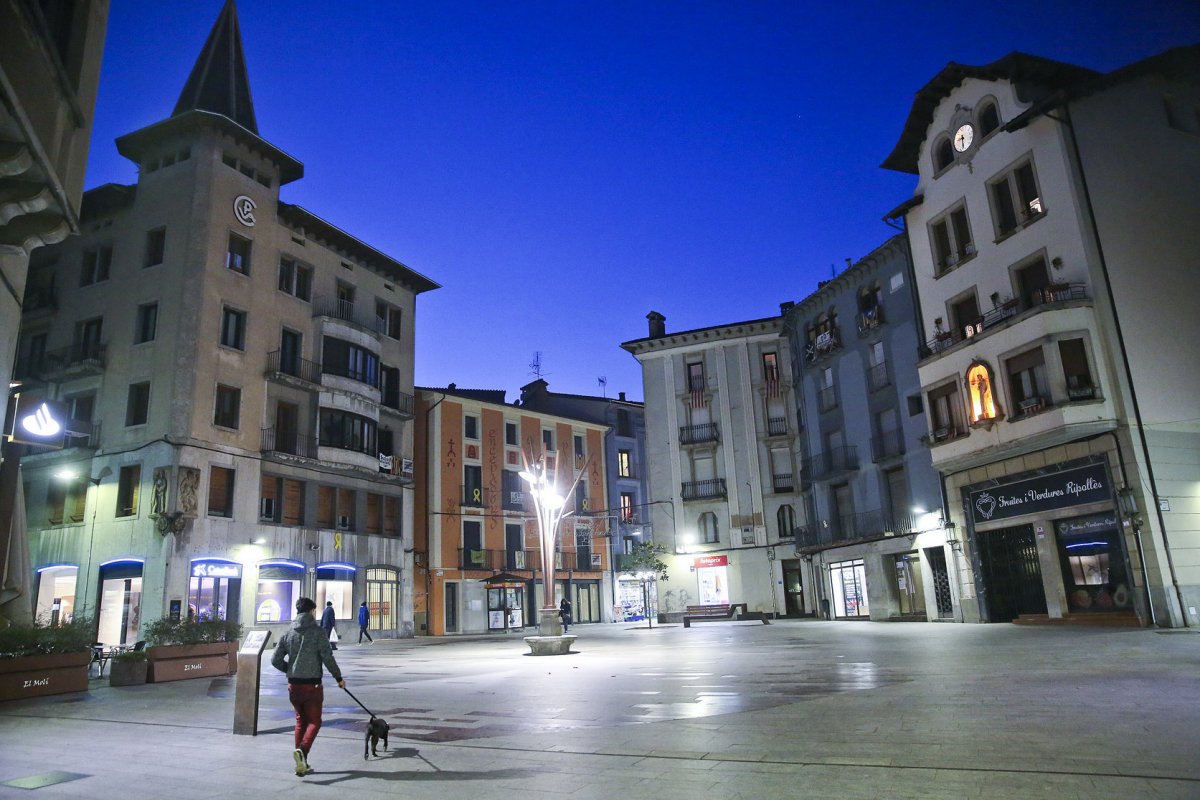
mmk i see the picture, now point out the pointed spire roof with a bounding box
[172,0,258,133]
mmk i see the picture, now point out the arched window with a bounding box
[934,137,954,171]
[699,511,719,544]
[777,505,796,539]
[965,361,1000,424]
[978,101,1001,137]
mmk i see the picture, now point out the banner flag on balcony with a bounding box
[691,388,705,409]
[766,377,779,398]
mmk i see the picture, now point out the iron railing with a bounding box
[796,508,917,549]
[265,349,322,384]
[772,473,795,493]
[766,416,789,436]
[921,283,1089,358]
[261,427,319,459]
[804,446,859,481]
[867,361,890,393]
[381,388,415,416]
[679,423,719,445]
[681,479,727,500]
[871,429,905,462]
[856,305,885,336]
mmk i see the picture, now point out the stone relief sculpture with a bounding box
[178,467,200,517]
[152,467,169,516]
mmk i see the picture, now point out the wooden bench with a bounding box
[682,603,770,627]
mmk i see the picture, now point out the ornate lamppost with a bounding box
[519,449,586,655]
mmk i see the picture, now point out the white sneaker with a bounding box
[293,749,308,776]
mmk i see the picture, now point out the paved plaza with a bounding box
[0,619,1197,799]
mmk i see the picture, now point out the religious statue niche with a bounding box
[965,361,1001,425]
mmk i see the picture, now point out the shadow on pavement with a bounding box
[303,746,538,784]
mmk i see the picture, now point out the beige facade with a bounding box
[15,3,438,642]
[885,48,1200,627]
[621,312,800,619]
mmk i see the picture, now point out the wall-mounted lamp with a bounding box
[55,465,111,486]
[1051,256,1064,270]
[1116,488,1138,516]
[947,535,963,553]
[249,536,267,546]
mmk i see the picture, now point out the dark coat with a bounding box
[320,605,336,634]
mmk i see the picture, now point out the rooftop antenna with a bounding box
[529,351,546,380]
[598,376,608,397]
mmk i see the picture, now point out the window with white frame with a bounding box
[1006,347,1050,415]
[929,203,974,275]
[988,157,1043,238]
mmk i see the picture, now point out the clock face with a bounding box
[953,123,974,153]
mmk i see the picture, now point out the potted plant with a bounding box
[108,649,149,687]
[0,616,94,701]
[142,616,243,683]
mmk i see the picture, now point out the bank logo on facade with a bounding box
[975,492,997,520]
[234,195,256,226]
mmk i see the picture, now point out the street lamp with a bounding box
[519,449,588,644]
[636,570,657,629]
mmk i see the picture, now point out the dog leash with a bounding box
[341,686,377,720]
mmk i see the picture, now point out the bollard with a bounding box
[233,630,272,735]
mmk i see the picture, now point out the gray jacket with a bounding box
[271,613,342,683]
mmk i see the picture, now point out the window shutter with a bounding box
[366,493,381,534]
[283,479,303,525]
[317,485,334,528]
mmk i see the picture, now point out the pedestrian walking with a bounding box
[358,601,373,644]
[320,600,338,650]
[271,597,345,777]
[559,596,573,632]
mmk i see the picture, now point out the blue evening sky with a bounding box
[83,2,1200,401]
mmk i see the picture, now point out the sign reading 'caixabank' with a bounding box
[968,462,1113,525]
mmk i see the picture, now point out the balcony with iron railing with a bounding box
[856,305,885,336]
[458,548,496,570]
[772,473,795,493]
[922,422,969,447]
[265,349,322,384]
[21,286,57,317]
[501,488,527,512]
[63,422,101,450]
[817,385,838,413]
[920,283,1090,359]
[804,446,859,482]
[866,361,890,393]
[796,507,917,550]
[804,327,843,364]
[679,422,720,445]
[871,429,905,462]
[380,388,415,418]
[461,485,490,508]
[681,478,727,501]
[313,297,384,338]
[261,427,319,459]
[20,342,107,379]
[766,416,789,437]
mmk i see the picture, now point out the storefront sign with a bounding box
[968,462,1112,525]
[694,554,728,569]
[191,561,242,579]
[233,195,256,226]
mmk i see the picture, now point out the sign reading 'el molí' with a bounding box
[968,462,1112,525]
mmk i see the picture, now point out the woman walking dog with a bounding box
[272,597,345,776]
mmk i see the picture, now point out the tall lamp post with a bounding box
[519,450,587,648]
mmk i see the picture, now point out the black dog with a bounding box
[365,716,390,759]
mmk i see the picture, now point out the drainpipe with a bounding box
[1056,102,1186,626]
[422,391,447,634]
[1103,431,1157,627]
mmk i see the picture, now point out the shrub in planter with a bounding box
[109,649,149,687]
[0,617,94,701]
[142,616,243,683]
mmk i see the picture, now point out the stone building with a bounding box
[15,1,437,643]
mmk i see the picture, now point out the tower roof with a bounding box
[172,0,258,133]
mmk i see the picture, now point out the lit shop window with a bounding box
[316,564,356,619]
[256,561,304,622]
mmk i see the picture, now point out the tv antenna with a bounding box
[598,376,608,397]
[529,351,546,380]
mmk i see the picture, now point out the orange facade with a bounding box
[414,392,608,635]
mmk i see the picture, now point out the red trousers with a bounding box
[288,683,324,754]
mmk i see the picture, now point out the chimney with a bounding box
[618,391,626,402]
[647,311,666,338]
[779,301,794,315]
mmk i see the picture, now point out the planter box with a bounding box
[0,651,90,702]
[109,659,149,687]
[146,642,238,683]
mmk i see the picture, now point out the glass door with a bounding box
[829,559,868,618]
